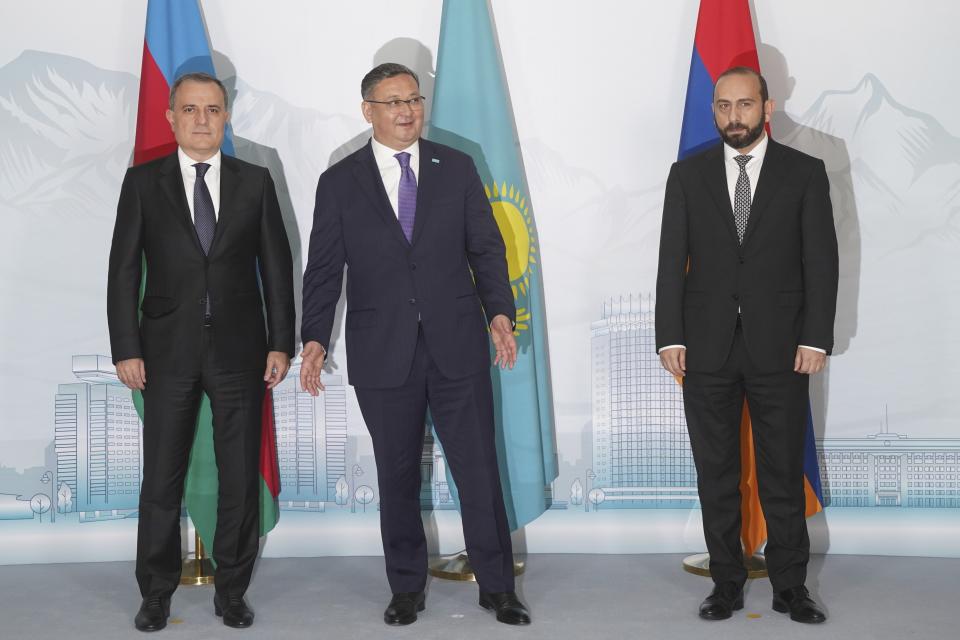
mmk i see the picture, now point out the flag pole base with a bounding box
[682,553,767,579]
[180,532,215,586]
[428,552,525,582]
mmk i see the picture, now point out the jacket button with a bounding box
[410,263,417,270]
[732,294,740,301]
[738,257,745,264]
[408,298,416,305]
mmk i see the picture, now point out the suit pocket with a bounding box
[346,308,378,329]
[778,291,804,307]
[140,295,179,319]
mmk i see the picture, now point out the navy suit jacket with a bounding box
[655,140,839,373]
[301,138,515,388]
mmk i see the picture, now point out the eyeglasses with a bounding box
[365,96,427,112]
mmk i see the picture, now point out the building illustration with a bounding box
[420,432,455,510]
[272,366,347,510]
[55,355,143,521]
[818,410,960,508]
[590,296,698,508]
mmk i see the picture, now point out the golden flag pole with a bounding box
[429,551,525,582]
[180,530,214,585]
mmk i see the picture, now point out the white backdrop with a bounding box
[1,1,958,564]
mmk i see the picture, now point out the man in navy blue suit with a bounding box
[299,63,530,627]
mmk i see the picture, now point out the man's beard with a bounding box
[716,117,765,150]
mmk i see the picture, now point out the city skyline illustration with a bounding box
[4,287,958,527]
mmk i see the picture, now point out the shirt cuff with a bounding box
[658,345,686,354]
[798,345,827,354]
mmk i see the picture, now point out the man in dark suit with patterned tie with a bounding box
[656,67,838,624]
[107,72,294,632]
[299,63,530,627]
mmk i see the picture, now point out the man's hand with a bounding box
[264,351,291,389]
[490,314,517,370]
[794,347,827,375]
[300,341,327,396]
[659,347,686,377]
[116,358,146,390]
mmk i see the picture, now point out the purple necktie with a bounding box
[394,152,417,243]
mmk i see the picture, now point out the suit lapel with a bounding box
[209,154,240,257]
[411,139,438,246]
[352,141,411,249]
[158,152,204,255]
[741,139,787,247]
[698,145,740,246]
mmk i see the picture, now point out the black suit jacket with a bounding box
[655,139,839,373]
[107,152,295,374]
[301,138,515,388]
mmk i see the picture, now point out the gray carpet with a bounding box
[0,554,954,639]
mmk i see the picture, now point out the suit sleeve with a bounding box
[463,162,515,324]
[799,159,839,353]
[106,169,144,364]
[258,169,296,357]
[655,162,688,351]
[301,173,346,351]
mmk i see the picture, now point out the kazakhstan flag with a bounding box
[430,0,558,530]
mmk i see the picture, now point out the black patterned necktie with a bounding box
[193,162,216,254]
[733,154,752,244]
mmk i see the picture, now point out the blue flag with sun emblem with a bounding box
[430,0,558,531]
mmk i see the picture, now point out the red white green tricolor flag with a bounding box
[128,0,281,557]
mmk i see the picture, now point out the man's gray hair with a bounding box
[168,71,229,110]
[361,63,419,100]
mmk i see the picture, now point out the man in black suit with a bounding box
[299,63,530,627]
[107,72,294,631]
[656,67,838,624]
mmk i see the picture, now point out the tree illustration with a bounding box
[355,485,374,512]
[335,476,349,506]
[588,488,606,510]
[570,478,583,506]
[57,482,73,513]
[30,493,51,523]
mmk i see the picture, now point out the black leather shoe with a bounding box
[214,594,255,628]
[772,585,826,623]
[479,591,531,625]
[134,596,170,632]
[384,591,425,625]
[698,582,744,620]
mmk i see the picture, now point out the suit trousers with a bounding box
[355,328,515,594]
[136,325,264,599]
[683,319,810,592]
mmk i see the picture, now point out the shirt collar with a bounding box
[723,131,768,165]
[370,136,419,170]
[178,147,222,173]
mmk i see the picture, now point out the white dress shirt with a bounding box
[177,147,221,221]
[659,133,824,355]
[371,137,419,217]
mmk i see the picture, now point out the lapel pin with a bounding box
[432,158,440,164]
